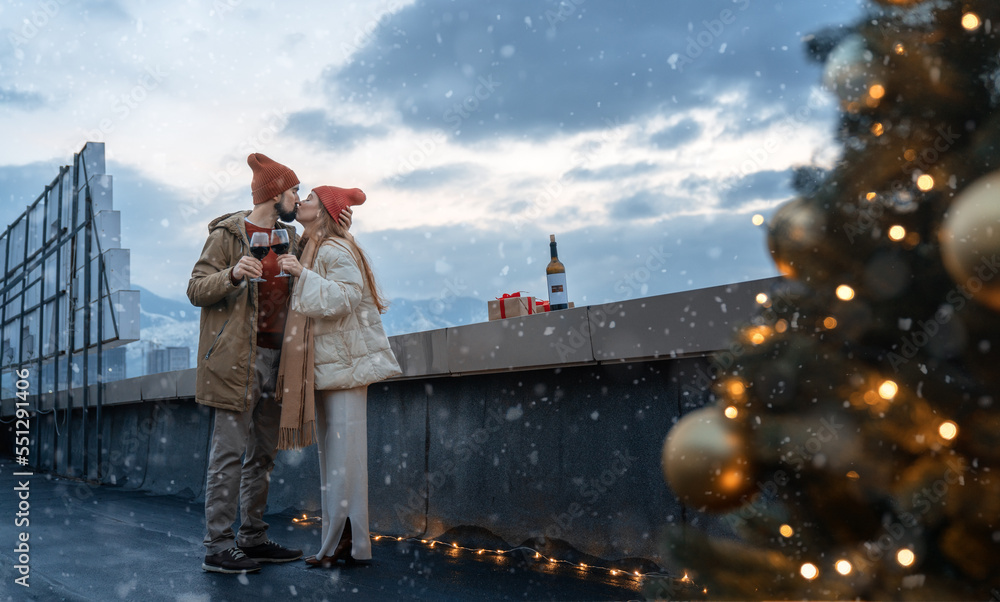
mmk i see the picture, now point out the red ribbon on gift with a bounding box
[496,292,533,319]
[535,300,550,313]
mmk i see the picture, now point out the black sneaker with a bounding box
[202,547,262,574]
[240,539,303,563]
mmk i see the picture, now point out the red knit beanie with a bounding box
[247,153,300,205]
[314,186,366,219]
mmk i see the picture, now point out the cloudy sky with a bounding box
[0,0,865,311]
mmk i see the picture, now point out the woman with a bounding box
[274,185,402,567]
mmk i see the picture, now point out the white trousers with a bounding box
[315,385,371,560]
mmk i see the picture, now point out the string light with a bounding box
[823,316,838,329]
[938,420,958,440]
[293,529,665,581]
[724,405,739,419]
[779,524,794,538]
[888,225,906,241]
[868,84,886,99]
[752,214,765,226]
[846,470,860,479]
[962,12,981,30]
[871,122,884,136]
[896,549,916,567]
[800,563,819,580]
[917,174,935,191]
[878,380,898,400]
[836,285,855,301]
[835,559,853,575]
[756,293,770,304]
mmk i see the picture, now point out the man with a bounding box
[188,153,305,574]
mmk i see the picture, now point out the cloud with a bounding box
[719,168,793,209]
[320,0,863,142]
[282,109,387,149]
[565,161,658,182]
[384,162,481,189]
[0,87,47,110]
[650,118,702,150]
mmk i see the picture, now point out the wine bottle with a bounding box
[546,234,569,310]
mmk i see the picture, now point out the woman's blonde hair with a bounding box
[301,202,388,314]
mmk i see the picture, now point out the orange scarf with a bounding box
[275,236,318,450]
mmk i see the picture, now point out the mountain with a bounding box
[123,285,486,377]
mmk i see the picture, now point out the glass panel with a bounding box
[44,252,58,300]
[60,245,71,292]
[76,184,87,227]
[28,201,44,257]
[42,300,57,357]
[5,293,22,323]
[46,186,60,242]
[61,170,73,231]
[24,281,40,311]
[57,295,68,354]
[0,233,6,275]
[22,308,39,362]
[2,319,20,367]
[41,359,55,394]
[9,217,25,269]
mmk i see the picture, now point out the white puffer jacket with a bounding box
[291,238,402,391]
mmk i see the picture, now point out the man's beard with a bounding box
[277,204,297,223]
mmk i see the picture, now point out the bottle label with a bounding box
[547,273,568,305]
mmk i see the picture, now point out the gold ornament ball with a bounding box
[661,406,754,512]
[767,197,829,281]
[940,171,1000,312]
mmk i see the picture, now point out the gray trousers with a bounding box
[203,347,282,555]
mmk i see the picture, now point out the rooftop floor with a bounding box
[0,459,645,601]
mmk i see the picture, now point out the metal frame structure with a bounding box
[0,142,139,480]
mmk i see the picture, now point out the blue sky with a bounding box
[0,0,865,307]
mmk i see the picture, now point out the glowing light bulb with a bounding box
[835,559,853,575]
[775,319,788,333]
[800,563,819,580]
[871,122,884,136]
[727,380,746,397]
[896,549,915,567]
[846,470,860,479]
[724,406,739,419]
[823,316,838,329]
[779,524,794,538]
[878,380,898,400]
[938,420,958,440]
[962,12,981,30]
[893,43,905,55]
[752,214,765,226]
[869,84,886,99]
[836,285,855,301]
[888,225,906,241]
[917,174,935,191]
[865,192,877,201]
[756,293,769,304]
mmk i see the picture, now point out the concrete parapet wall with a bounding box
[1,279,777,564]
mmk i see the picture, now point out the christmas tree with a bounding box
[656,0,1000,599]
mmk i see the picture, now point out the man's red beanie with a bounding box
[314,186,366,219]
[247,153,300,205]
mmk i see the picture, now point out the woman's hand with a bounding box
[277,254,305,277]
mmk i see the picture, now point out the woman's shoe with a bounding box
[304,555,339,569]
[331,520,353,562]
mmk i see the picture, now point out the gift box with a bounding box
[535,300,550,313]
[488,292,535,320]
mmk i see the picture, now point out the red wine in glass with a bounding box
[248,231,270,282]
[271,229,291,278]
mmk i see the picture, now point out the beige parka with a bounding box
[187,211,298,411]
[291,238,401,390]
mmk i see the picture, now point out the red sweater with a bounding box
[244,221,289,349]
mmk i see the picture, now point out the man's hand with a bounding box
[231,256,263,283]
[338,207,353,230]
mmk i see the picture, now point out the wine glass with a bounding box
[271,229,290,278]
[248,231,270,282]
